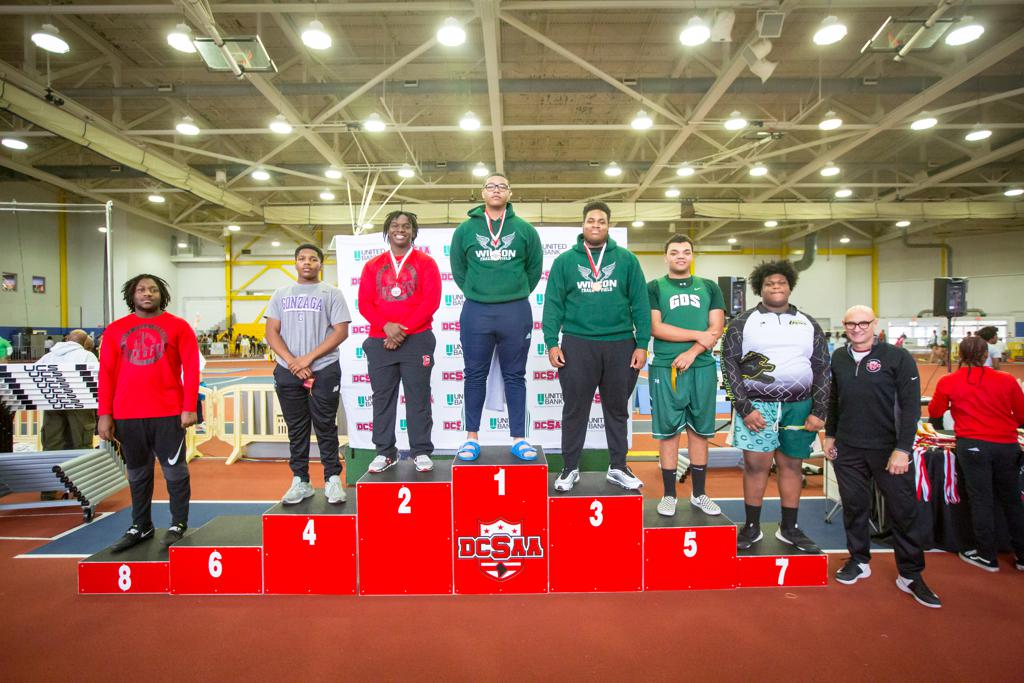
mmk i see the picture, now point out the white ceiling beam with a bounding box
[477,0,506,174]
[880,136,1024,200]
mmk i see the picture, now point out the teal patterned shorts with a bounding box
[732,398,816,459]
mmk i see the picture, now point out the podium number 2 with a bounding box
[589,500,603,527]
[209,550,223,578]
[775,557,789,585]
[118,564,132,592]
[398,486,412,514]
[683,531,698,558]
[303,519,317,546]
[494,468,506,496]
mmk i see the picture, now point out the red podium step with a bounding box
[453,446,548,595]
[548,473,642,593]
[169,516,264,595]
[357,459,453,595]
[737,523,828,588]
[78,529,175,595]
[263,491,357,595]
[643,500,738,591]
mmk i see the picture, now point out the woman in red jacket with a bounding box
[928,336,1024,572]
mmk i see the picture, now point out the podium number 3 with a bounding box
[118,564,132,592]
[589,500,603,527]
[303,519,317,546]
[398,486,412,514]
[775,557,789,585]
[494,468,506,496]
[209,550,223,578]
[683,531,698,558]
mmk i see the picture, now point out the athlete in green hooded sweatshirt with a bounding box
[450,174,543,461]
[542,201,651,491]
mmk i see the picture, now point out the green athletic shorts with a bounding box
[650,364,718,439]
[731,398,816,459]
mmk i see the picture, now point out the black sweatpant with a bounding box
[116,415,190,528]
[363,331,435,459]
[274,362,342,482]
[956,438,1024,561]
[833,442,927,579]
[558,335,639,471]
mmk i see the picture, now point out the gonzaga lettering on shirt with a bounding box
[266,282,352,372]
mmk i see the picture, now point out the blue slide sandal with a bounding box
[510,440,537,461]
[456,440,481,461]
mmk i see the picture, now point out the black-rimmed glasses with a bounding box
[483,183,510,191]
[842,320,876,330]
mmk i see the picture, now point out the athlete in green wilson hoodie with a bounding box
[449,175,543,462]
[542,201,651,492]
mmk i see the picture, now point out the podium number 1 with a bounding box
[683,531,698,558]
[303,519,317,546]
[209,550,223,578]
[494,468,506,496]
[775,557,789,585]
[398,486,412,514]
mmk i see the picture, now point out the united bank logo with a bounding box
[353,248,386,262]
[444,343,464,357]
[588,417,606,430]
[535,392,563,406]
[355,347,364,360]
[543,243,568,256]
[356,395,373,408]
[443,245,451,257]
[444,293,466,308]
[535,343,546,356]
[488,417,511,431]
[399,419,407,432]
[534,293,544,306]
[446,393,465,406]
[457,519,544,581]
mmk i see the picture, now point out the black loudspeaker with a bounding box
[933,277,968,317]
[718,276,747,317]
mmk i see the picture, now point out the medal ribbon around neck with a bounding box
[389,247,413,296]
[486,208,507,247]
[585,242,607,280]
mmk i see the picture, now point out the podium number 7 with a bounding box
[775,557,789,585]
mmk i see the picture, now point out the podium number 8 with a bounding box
[209,550,223,578]
[683,531,698,558]
[775,557,789,585]
[118,564,132,592]
[398,486,412,514]
[589,500,603,527]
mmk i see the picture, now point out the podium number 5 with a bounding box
[303,519,317,546]
[398,486,412,514]
[683,531,698,558]
[775,557,789,585]
[589,500,603,527]
[209,550,223,578]
[494,468,506,496]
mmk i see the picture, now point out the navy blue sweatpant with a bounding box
[459,298,532,436]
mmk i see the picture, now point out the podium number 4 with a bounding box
[683,531,698,558]
[209,550,223,578]
[303,519,317,546]
[398,486,412,514]
[775,557,789,585]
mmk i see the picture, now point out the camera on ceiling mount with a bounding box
[44,87,64,107]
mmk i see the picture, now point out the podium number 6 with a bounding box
[494,468,506,496]
[683,531,698,558]
[589,500,603,527]
[398,486,412,514]
[775,557,789,585]
[118,564,132,592]
[208,550,223,578]
[303,519,317,546]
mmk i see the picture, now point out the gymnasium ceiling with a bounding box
[0,0,1023,249]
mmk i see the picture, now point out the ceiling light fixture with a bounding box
[97,226,108,233]
[764,220,778,228]
[301,20,332,50]
[665,187,681,198]
[363,113,386,132]
[31,24,69,54]
[227,224,241,232]
[1,137,28,151]
[819,110,843,130]
[895,220,911,227]
[945,17,985,46]
[630,110,653,130]
[471,162,489,177]
[813,15,847,46]
[167,23,196,53]
[362,222,374,230]
[839,236,851,244]
[727,237,738,244]
[324,167,343,180]
[749,163,768,177]
[820,162,841,177]
[724,111,747,131]
[964,126,992,142]
[676,164,695,177]
[1005,188,1024,197]
[319,190,336,201]
[631,220,645,228]
[911,114,937,131]
[148,193,166,204]
[679,16,711,47]
[269,115,293,135]
[436,17,466,47]
[175,115,200,136]
[251,168,271,181]
[459,111,481,131]
[397,164,416,178]
[834,188,853,198]
[177,240,188,249]
[271,240,281,247]
[604,162,623,177]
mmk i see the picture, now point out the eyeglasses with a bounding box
[842,320,876,330]
[483,183,510,191]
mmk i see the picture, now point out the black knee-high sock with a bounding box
[781,505,799,530]
[744,504,762,528]
[690,464,707,498]
[661,468,676,497]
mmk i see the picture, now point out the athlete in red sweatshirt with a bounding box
[98,274,199,552]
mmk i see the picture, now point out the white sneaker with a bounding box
[325,475,347,504]
[657,496,677,516]
[606,466,643,490]
[554,468,580,492]
[368,455,396,473]
[282,476,314,505]
[414,454,434,472]
[690,494,721,516]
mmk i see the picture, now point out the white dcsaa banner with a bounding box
[334,226,632,453]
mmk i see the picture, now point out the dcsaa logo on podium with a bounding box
[457,520,544,581]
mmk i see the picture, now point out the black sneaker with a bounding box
[959,550,999,573]
[896,575,942,609]
[163,522,187,547]
[835,558,872,585]
[737,524,763,550]
[1016,556,1024,572]
[775,525,821,553]
[110,524,154,553]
